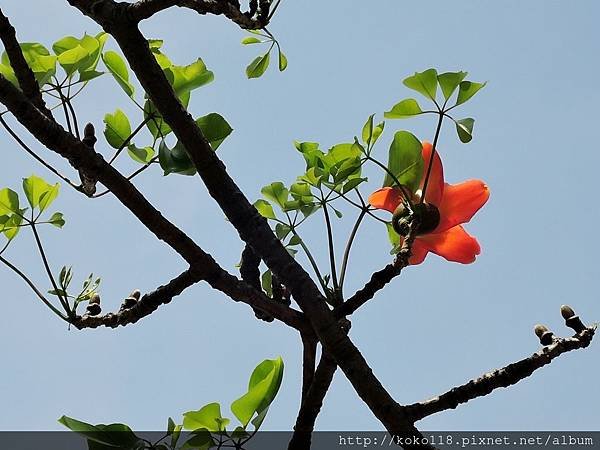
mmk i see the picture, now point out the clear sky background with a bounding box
[1,0,599,432]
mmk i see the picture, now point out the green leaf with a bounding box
[0,64,18,86]
[58,416,141,448]
[437,71,467,100]
[22,174,59,212]
[57,45,90,77]
[103,109,132,150]
[158,141,196,176]
[332,207,343,219]
[78,70,104,82]
[456,80,486,106]
[386,222,401,247]
[384,98,423,119]
[195,113,233,151]
[3,213,23,241]
[102,51,135,97]
[167,418,176,435]
[383,131,424,192]
[2,43,57,86]
[261,270,272,297]
[127,145,154,164]
[278,50,288,71]
[372,121,385,146]
[342,177,367,193]
[166,59,214,96]
[455,118,475,143]
[403,69,438,101]
[230,357,284,428]
[261,182,288,208]
[181,430,214,450]
[275,223,291,240]
[254,199,276,220]
[0,188,20,215]
[246,53,270,79]
[362,114,374,145]
[242,37,262,45]
[183,402,230,432]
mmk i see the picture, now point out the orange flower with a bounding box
[368,142,489,265]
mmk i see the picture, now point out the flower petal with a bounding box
[368,187,404,213]
[420,141,444,206]
[417,225,481,264]
[408,239,428,265]
[436,180,490,232]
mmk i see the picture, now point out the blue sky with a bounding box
[0,0,599,432]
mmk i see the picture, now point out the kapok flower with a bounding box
[368,142,489,265]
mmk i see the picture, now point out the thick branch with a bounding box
[405,327,596,422]
[0,9,51,117]
[300,334,317,403]
[0,74,309,334]
[288,351,337,450]
[67,1,425,439]
[128,0,271,29]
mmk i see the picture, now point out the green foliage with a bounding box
[437,71,467,100]
[60,357,284,449]
[102,50,135,97]
[455,118,475,143]
[158,113,232,176]
[0,176,65,242]
[382,131,424,192]
[456,80,486,106]
[241,31,287,79]
[103,109,132,149]
[384,99,423,119]
[403,68,438,101]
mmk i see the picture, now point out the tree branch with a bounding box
[300,334,317,403]
[288,350,337,450]
[404,327,596,422]
[0,8,52,117]
[128,0,272,29]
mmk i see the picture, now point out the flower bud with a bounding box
[534,324,554,345]
[560,305,586,333]
[86,303,101,316]
[130,289,141,301]
[560,305,575,320]
[89,293,101,305]
[122,296,138,309]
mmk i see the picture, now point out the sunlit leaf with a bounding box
[455,80,486,106]
[455,117,475,143]
[102,51,135,97]
[437,71,467,100]
[183,403,229,432]
[384,98,423,119]
[246,53,270,79]
[127,145,155,164]
[383,131,424,192]
[254,199,276,220]
[103,109,132,150]
[403,68,438,101]
[195,113,233,151]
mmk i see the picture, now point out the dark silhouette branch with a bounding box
[300,334,317,403]
[128,0,273,29]
[0,9,52,117]
[405,326,596,422]
[288,350,337,450]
